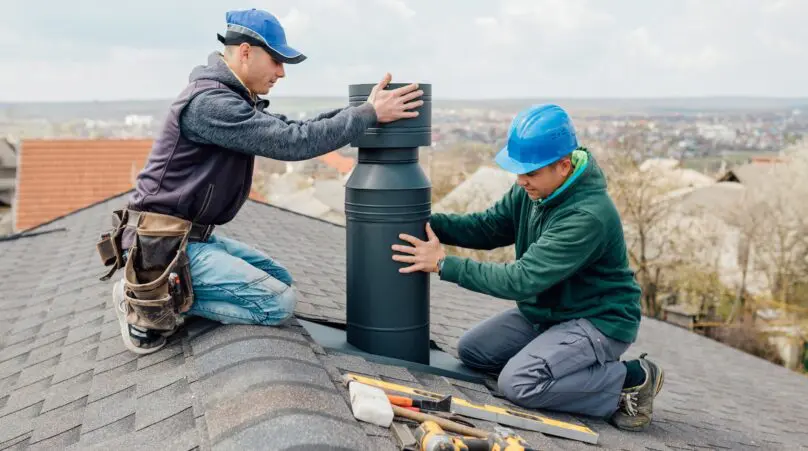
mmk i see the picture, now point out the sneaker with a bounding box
[610,353,665,431]
[113,280,166,355]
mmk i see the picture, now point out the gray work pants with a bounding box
[457,308,630,418]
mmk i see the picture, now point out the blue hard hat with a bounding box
[217,9,306,64]
[495,104,579,175]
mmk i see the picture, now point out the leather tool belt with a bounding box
[96,208,213,331]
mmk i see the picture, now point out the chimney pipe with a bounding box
[345,83,432,364]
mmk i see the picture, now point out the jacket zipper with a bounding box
[529,202,542,241]
[194,184,215,222]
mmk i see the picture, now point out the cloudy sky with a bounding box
[0,0,804,102]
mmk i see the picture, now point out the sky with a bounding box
[0,0,805,102]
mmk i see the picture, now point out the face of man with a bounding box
[228,44,286,95]
[516,157,573,200]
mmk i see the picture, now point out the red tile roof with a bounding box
[318,152,355,174]
[16,139,265,231]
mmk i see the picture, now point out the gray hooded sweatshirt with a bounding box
[126,51,377,227]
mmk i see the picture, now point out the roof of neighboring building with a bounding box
[435,166,515,214]
[0,208,11,236]
[14,139,264,232]
[15,139,153,231]
[639,158,715,190]
[672,181,746,221]
[717,160,795,187]
[1,193,807,450]
[318,152,355,174]
[264,174,346,225]
[718,163,764,185]
[312,178,346,213]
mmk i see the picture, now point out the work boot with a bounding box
[113,280,167,355]
[609,353,664,432]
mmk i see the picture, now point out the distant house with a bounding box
[264,172,348,225]
[434,165,515,213]
[662,304,701,330]
[0,138,16,207]
[717,157,789,185]
[639,157,715,190]
[14,139,265,232]
[717,163,761,184]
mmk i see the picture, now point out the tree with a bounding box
[718,143,808,322]
[715,187,768,324]
[753,147,808,309]
[601,148,725,318]
[602,150,686,317]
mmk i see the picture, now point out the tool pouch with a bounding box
[96,209,128,281]
[122,211,195,331]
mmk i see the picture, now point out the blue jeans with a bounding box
[183,234,297,326]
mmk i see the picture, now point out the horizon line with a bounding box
[3,94,808,105]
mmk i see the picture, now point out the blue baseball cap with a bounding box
[217,9,306,64]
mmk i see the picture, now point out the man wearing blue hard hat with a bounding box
[100,9,423,356]
[393,104,663,431]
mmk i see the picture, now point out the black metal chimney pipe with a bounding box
[344,83,432,364]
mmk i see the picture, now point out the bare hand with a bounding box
[392,223,446,273]
[368,73,424,123]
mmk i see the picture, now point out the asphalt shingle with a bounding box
[0,400,42,445]
[40,370,93,414]
[76,414,134,447]
[81,384,135,434]
[1,192,807,450]
[213,413,368,451]
[29,396,86,444]
[27,426,81,451]
[13,355,59,389]
[68,408,198,451]
[135,378,194,431]
[0,376,51,418]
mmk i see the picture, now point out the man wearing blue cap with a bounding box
[392,104,664,431]
[105,9,423,355]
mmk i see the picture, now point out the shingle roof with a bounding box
[1,193,807,450]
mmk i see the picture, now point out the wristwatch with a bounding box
[437,257,445,275]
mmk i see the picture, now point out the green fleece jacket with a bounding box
[431,150,642,343]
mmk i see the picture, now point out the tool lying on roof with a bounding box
[392,404,490,439]
[347,379,537,450]
[391,421,419,451]
[343,373,599,445]
[347,379,490,439]
[414,420,537,451]
[387,394,452,413]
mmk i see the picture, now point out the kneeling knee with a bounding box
[276,271,294,288]
[457,333,491,370]
[497,360,553,407]
[257,286,297,326]
[456,334,475,366]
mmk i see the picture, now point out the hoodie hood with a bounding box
[540,148,607,209]
[188,52,267,108]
